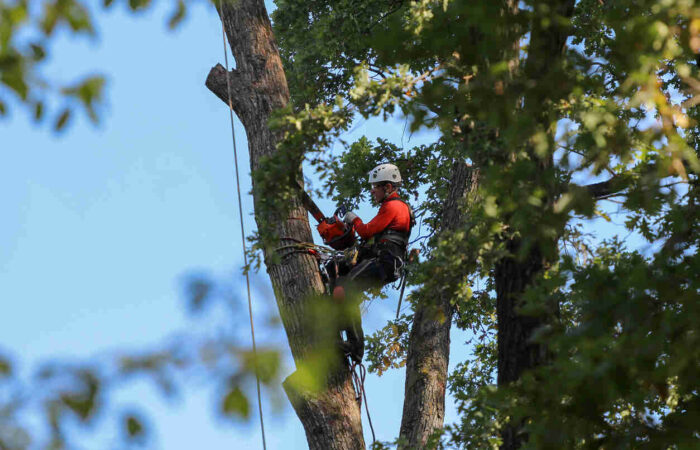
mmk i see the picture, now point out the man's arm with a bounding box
[352,203,395,240]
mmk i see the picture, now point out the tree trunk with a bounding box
[205,1,364,448]
[495,242,550,450]
[496,1,575,448]
[399,162,479,448]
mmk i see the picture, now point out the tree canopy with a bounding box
[265,0,700,447]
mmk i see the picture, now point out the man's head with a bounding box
[370,181,396,203]
[368,163,402,203]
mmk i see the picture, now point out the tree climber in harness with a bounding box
[331,163,415,363]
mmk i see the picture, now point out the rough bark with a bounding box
[399,162,479,448]
[495,242,550,450]
[205,2,364,448]
[496,1,576,448]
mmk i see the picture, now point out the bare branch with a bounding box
[205,63,249,115]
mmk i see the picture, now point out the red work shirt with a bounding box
[351,192,411,240]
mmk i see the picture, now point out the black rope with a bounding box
[396,271,408,319]
[350,360,376,445]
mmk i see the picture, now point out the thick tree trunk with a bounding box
[496,1,575,448]
[399,162,479,448]
[495,242,550,450]
[205,1,364,448]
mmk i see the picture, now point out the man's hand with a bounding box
[344,211,358,224]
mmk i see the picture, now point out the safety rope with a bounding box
[395,271,408,319]
[350,360,376,445]
[217,4,267,449]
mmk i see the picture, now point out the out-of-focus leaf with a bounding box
[40,2,59,35]
[54,108,71,131]
[185,276,213,313]
[0,355,12,377]
[168,0,186,30]
[2,69,29,99]
[5,1,28,25]
[33,101,44,121]
[222,387,249,418]
[0,100,7,115]
[30,43,46,61]
[62,76,105,123]
[124,414,145,439]
[128,0,152,12]
[60,369,100,422]
[62,0,94,34]
[242,349,280,384]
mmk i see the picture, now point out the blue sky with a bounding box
[1,2,472,448]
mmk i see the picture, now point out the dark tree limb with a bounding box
[583,160,697,200]
[584,177,627,199]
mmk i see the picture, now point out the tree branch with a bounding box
[583,176,627,199]
[205,63,249,118]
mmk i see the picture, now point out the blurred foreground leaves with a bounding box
[0,0,196,132]
[0,272,287,449]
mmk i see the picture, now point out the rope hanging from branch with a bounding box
[217,2,267,449]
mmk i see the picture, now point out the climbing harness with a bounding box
[217,3,266,449]
[395,248,420,319]
[396,271,408,319]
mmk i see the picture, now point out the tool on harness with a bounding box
[396,248,420,318]
[295,183,356,251]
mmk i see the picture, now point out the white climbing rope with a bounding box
[217,3,267,449]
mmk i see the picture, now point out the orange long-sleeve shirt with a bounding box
[351,192,412,240]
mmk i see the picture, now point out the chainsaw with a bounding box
[296,184,356,251]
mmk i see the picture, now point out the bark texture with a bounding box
[496,1,575,448]
[399,162,479,448]
[495,243,550,450]
[205,2,364,448]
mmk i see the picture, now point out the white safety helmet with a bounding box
[368,163,402,185]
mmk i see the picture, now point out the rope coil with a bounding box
[350,360,377,445]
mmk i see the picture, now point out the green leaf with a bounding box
[0,356,11,377]
[221,387,249,418]
[1,69,29,100]
[30,43,46,61]
[62,76,105,123]
[242,349,280,384]
[60,369,100,422]
[33,101,44,121]
[40,2,59,35]
[167,0,186,30]
[125,415,145,439]
[128,0,152,11]
[54,108,71,131]
[0,100,6,116]
[62,0,94,34]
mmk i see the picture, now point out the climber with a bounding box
[332,163,414,362]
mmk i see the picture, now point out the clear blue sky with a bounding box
[1,2,471,448]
